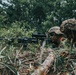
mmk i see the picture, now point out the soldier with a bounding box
[48,26,64,48]
[60,19,76,47]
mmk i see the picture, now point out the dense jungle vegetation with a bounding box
[0,0,76,75]
[0,0,76,34]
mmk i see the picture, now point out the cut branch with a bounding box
[31,48,55,75]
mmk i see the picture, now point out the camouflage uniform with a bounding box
[60,19,76,47]
[48,26,64,48]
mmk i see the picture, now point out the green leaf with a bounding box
[0,55,5,58]
[1,63,17,75]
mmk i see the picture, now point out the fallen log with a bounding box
[31,48,55,75]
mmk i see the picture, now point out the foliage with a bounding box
[53,44,76,75]
[0,46,18,75]
[0,0,76,75]
[0,21,35,38]
[0,0,76,32]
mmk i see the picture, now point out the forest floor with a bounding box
[18,46,76,75]
[18,47,50,75]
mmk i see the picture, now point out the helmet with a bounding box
[48,26,63,34]
[60,18,76,32]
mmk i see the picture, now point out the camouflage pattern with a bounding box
[48,26,63,34]
[60,18,76,45]
[60,19,76,32]
[48,26,64,48]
